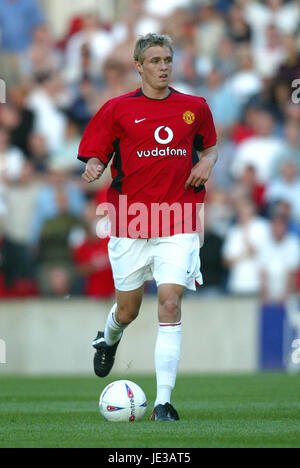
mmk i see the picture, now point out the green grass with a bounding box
[0,374,300,448]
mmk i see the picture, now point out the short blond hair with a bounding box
[134,33,174,64]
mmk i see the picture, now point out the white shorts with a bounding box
[108,233,202,292]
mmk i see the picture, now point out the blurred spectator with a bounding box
[227,45,262,105]
[73,200,114,299]
[272,79,292,123]
[51,118,83,173]
[265,160,300,226]
[205,188,234,238]
[67,77,96,131]
[198,68,241,131]
[36,188,83,296]
[65,41,101,86]
[269,199,300,237]
[231,105,256,145]
[214,36,237,78]
[259,214,300,304]
[271,120,300,177]
[6,86,36,155]
[253,24,284,79]
[163,7,193,47]
[171,37,197,89]
[245,78,279,120]
[195,4,226,59]
[231,165,266,214]
[45,267,72,298]
[244,0,300,47]
[107,17,140,79]
[30,160,85,246]
[27,133,49,172]
[231,109,285,182]
[0,127,25,181]
[21,24,62,77]
[227,2,252,44]
[200,225,227,294]
[113,0,161,42]
[0,127,25,229]
[65,13,115,80]
[0,93,34,157]
[222,199,269,295]
[26,71,67,153]
[0,0,45,84]
[2,161,40,288]
[92,59,133,110]
[278,33,300,85]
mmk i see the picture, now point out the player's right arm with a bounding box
[77,99,120,184]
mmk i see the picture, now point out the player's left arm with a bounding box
[185,145,218,190]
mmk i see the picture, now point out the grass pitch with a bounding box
[0,373,300,448]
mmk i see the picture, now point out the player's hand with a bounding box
[82,158,105,183]
[185,157,214,190]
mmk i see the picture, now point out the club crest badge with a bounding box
[183,110,195,125]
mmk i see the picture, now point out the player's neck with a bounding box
[141,83,171,100]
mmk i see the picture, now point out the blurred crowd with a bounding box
[0,0,300,302]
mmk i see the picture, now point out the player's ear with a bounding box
[134,60,143,75]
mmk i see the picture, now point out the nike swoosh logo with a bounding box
[135,119,146,123]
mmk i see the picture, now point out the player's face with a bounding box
[136,46,173,91]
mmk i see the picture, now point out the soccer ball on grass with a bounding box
[99,380,147,422]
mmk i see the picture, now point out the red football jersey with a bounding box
[78,87,217,238]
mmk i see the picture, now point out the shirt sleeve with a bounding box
[194,99,217,151]
[77,100,120,166]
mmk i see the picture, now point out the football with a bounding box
[99,380,147,422]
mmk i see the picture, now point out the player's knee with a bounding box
[159,299,180,322]
[116,305,139,325]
